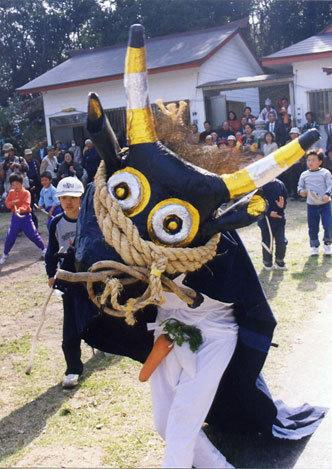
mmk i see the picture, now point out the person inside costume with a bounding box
[56,24,325,469]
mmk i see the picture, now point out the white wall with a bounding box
[293,57,332,128]
[43,68,203,141]
[42,33,264,141]
[198,34,262,116]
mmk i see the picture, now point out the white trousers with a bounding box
[150,328,237,468]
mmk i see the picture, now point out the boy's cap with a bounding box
[47,144,54,150]
[227,135,236,140]
[265,98,272,105]
[290,127,300,134]
[85,139,93,145]
[56,177,84,197]
[24,148,33,155]
[3,142,14,151]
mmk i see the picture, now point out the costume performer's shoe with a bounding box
[0,254,8,265]
[310,247,319,256]
[62,373,80,389]
[323,244,332,255]
[263,262,273,271]
[274,260,287,270]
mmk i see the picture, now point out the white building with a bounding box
[18,19,263,146]
[261,23,332,133]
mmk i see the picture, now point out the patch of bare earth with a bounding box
[1,202,331,467]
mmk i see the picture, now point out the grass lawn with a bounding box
[0,201,331,467]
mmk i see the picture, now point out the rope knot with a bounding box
[91,161,221,322]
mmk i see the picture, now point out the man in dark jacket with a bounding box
[82,139,101,183]
[265,112,287,147]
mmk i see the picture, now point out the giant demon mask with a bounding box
[75,24,319,323]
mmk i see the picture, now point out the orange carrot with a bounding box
[139,334,173,382]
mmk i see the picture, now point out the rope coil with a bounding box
[62,161,220,324]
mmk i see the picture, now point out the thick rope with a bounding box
[91,161,220,323]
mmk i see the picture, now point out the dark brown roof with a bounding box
[18,19,247,93]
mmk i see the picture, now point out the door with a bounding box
[206,94,227,129]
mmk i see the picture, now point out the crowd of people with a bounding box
[0,138,101,221]
[1,99,332,271]
[189,98,332,201]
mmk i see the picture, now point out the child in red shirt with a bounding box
[0,174,46,265]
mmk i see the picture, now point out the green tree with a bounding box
[251,0,332,56]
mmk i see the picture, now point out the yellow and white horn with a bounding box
[222,129,320,199]
[124,24,157,145]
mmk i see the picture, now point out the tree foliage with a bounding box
[0,0,331,145]
[1,0,331,105]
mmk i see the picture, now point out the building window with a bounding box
[308,90,332,124]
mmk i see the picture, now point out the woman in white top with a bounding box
[262,131,278,156]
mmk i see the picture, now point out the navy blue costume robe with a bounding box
[71,184,325,439]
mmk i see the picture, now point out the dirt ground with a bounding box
[0,203,331,468]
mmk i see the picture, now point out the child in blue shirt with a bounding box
[38,171,62,229]
[298,149,332,256]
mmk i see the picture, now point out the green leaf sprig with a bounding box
[160,318,203,352]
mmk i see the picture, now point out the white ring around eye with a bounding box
[107,171,141,211]
[151,204,193,245]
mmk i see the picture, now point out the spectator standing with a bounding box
[253,119,266,149]
[301,112,319,133]
[82,139,101,183]
[242,123,258,152]
[238,116,248,135]
[323,147,332,174]
[227,135,240,153]
[279,107,291,132]
[262,132,278,156]
[258,178,288,270]
[210,132,219,145]
[227,111,241,133]
[45,177,85,388]
[40,145,59,184]
[32,140,47,162]
[0,174,46,265]
[25,148,40,192]
[265,112,287,147]
[24,148,41,227]
[259,98,277,123]
[216,121,234,140]
[324,114,332,151]
[205,135,214,146]
[298,149,332,256]
[287,127,305,199]
[187,124,200,145]
[68,140,82,164]
[38,171,62,229]
[57,151,84,181]
[242,106,255,124]
[199,121,213,143]
[279,97,292,118]
[0,143,29,195]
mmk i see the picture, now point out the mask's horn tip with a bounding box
[299,128,320,150]
[128,24,145,48]
[88,92,103,121]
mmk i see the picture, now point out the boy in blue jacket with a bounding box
[258,178,288,270]
[45,176,84,388]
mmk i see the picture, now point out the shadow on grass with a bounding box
[292,255,332,291]
[206,427,310,468]
[0,259,40,276]
[259,268,285,300]
[0,353,122,463]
